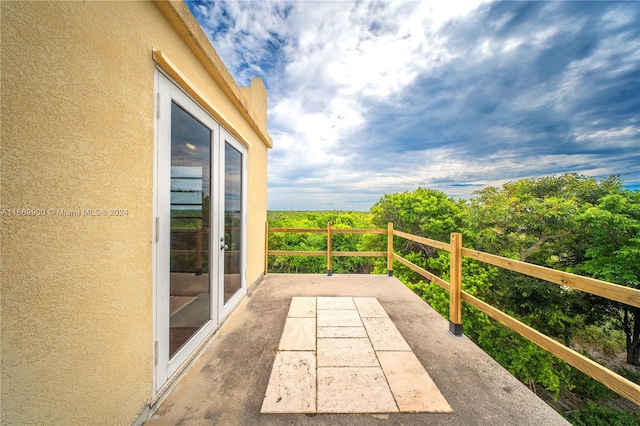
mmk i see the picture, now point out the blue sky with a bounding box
[187,0,640,211]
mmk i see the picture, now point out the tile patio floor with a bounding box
[261,296,452,413]
[146,274,570,425]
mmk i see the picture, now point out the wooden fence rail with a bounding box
[265,221,640,405]
[266,221,393,276]
[462,247,640,308]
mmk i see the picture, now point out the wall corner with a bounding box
[240,78,271,148]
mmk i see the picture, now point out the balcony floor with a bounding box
[146,274,569,425]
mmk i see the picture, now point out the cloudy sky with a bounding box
[187,0,640,211]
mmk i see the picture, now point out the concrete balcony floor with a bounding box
[146,274,569,425]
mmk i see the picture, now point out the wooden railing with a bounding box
[265,221,392,276]
[265,221,640,406]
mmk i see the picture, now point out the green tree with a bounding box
[576,190,640,365]
[369,187,466,265]
[465,174,623,344]
[467,174,619,263]
[370,187,465,240]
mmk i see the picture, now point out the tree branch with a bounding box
[520,231,572,262]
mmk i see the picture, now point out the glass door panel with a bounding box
[223,142,243,304]
[169,102,211,358]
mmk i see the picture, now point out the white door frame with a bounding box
[154,70,247,393]
[219,128,248,319]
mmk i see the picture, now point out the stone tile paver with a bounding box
[317,367,398,413]
[362,317,412,351]
[317,296,356,310]
[278,317,315,351]
[317,337,378,367]
[261,351,316,413]
[377,351,453,412]
[354,297,388,317]
[317,309,362,327]
[317,326,368,338]
[287,297,316,317]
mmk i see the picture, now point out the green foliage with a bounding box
[576,190,640,285]
[267,211,382,274]
[466,174,633,346]
[467,174,619,263]
[565,401,640,426]
[488,272,587,345]
[370,187,465,241]
[574,190,640,365]
[567,355,614,401]
[477,320,572,396]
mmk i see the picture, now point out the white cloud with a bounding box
[189,1,640,210]
[259,1,491,206]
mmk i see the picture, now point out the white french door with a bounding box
[219,129,248,318]
[155,71,247,392]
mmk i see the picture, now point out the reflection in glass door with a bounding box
[223,142,243,304]
[169,102,211,357]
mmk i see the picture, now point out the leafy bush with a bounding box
[565,401,640,426]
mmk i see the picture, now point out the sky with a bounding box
[186,0,640,211]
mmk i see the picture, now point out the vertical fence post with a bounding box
[327,221,333,276]
[264,221,269,276]
[387,222,394,276]
[449,232,463,336]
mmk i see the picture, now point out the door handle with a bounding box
[220,244,229,250]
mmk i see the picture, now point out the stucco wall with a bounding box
[247,131,269,287]
[1,1,270,424]
[242,76,269,286]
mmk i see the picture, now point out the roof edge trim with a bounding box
[154,0,272,149]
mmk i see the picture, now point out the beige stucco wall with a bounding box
[247,125,270,287]
[1,1,270,424]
